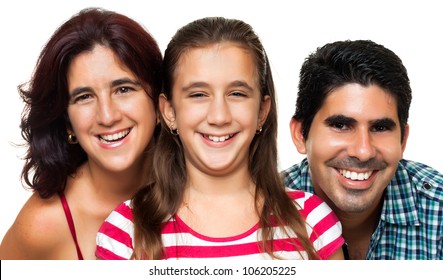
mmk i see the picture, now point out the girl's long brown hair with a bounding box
[132,17,319,260]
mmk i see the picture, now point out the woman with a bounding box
[0,7,162,259]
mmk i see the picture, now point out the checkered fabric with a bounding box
[282,158,443,259]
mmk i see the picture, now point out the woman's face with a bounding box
[67,45,156,173]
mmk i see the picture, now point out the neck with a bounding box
[185,162,254,197]
[333,201,383,260]
[338,208,380,238]
[179,164,258,237]
[181,161,257,215]
[81,155,151,202]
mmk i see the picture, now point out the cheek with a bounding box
[233,104,260,124]
[67,108,93,134]
[377,139,404,164]
[135,101,156,122]
[305,130,347,157]
[122,94,157,124]
[306,140,329,165]
[175,107,203,128]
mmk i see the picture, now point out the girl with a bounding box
[96,17,344,260]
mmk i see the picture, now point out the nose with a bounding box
[96,96,122,126]
[348,129,376,161]
[206,95,232,125]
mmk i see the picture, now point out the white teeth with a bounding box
[99,129,130,143]
[339,169,372,181]
[207,134,232,142]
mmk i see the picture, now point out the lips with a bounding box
[98,128,131,144]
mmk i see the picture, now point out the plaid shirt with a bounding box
[282,158,443,259]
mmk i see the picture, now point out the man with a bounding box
[282,40,443,259]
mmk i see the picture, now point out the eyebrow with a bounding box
[181,81,208,92]
[69,78,141,97]
[324,114,356,126]
[229,80,254,91]
[111,78,141,88]
[324,114,397,128]
[370,118,397,129]
[69,86,93,98]
[181,80,254,92]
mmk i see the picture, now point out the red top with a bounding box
[59,192,83,260]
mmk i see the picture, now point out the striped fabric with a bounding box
[282,158,443,259]
[96,189,344,260]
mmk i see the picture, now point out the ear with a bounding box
[159,93,176,127]
[401,124,409,154]
[66,125,75,136]
[290,118,307,154]
[258,95,271,127]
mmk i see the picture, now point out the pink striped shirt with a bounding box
[96,189,344,260]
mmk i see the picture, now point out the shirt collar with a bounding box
[375,161,420,226]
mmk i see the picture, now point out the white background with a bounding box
[1,0,442,243]
[2,260,441,279]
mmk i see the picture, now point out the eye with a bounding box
[329,121,349,130]
[189,92,206,98]
[116,86,134,95]
[324,115,354,132]
[72,93,93,104]
[370,119,396,132]
[371,125,389,132]
[230,91,247,97]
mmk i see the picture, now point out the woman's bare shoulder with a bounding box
[0,193,71,259]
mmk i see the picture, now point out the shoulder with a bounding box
[281,159,307,179]
[99,199,133,232]
[398,159,443,201]
[281,159,312,192]
[96,200,134,260]
[400,159,443,182]
[0,193,69,259]
[285,189,344,259]
[286,188,325,211]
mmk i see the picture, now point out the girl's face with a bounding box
[160,42,270,177]
[67,45,156,173]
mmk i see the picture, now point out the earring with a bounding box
[256,125,263,135]
[169,124,179,136]
[68,133,78,144]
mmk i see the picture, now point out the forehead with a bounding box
[68,45,132,80]
[318,83,399,121]
[173,42,258,85]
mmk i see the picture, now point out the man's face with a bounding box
[291,83,408,214]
